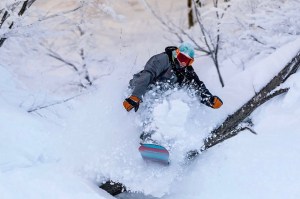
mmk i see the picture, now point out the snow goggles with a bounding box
[176,49,194,66]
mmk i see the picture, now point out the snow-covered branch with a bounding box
[142,0,228,87]
[193,0,231,87]
[222,0,300,67]
[0,0,37,47]
[46,46,93,88]
[187,49,300,159]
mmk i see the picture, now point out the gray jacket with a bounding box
[129,51,215,107]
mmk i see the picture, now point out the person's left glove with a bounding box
[210,96,223,109]
[123,95,141,112]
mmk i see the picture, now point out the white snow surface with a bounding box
[0,0,300,199]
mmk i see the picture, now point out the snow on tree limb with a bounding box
[0,0,37,47]
[193,0,230,87]
[187,49,300,160]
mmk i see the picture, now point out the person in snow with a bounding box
[123,42,223,113]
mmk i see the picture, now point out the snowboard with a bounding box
[138,143,170,165]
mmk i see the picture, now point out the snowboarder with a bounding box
[123,42,223,113]
[123,42,223,163]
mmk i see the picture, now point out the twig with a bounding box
[36,5,82,22]
[47,50,79,72]
[27,94,83,113]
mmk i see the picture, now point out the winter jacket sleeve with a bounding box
[130,53,170,99]
[183,66,215,107]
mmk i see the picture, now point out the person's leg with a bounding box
[138,82,174,144]
[139,98,158,144]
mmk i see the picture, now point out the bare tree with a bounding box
[188,0,194,28]
[1,0,117,114]
[143,0,229,87]
[46,46,93,89]
[222,0,299,70]
[31,1,111,90]
[1,0,118,101]
[43,1,112,89]
[142,0,210,53]
[44,4,94,89]
[192,0,231,87]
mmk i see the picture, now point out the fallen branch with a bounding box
[187,49,300,159]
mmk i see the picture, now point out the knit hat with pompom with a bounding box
[178,42,195,58]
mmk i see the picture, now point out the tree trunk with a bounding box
[188,0,194,28]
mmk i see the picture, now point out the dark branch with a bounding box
[99,181,126,196]
[0,0,37,47]
[27,94,83,113]
[80,48,93,86]
[18,0,28,16]
[186,50,300,160]
[47,51,79,72]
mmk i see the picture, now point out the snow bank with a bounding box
[0,65,113,199]
[0,165,113,199]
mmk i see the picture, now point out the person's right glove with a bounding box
[123,95,141,112]
[210,96,223,109]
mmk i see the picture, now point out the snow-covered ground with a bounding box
[0,0,300,199]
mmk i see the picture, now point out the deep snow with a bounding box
[0,0,300,199]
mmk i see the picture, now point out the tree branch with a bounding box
[80,48,93,86]
[187,50,300,160]
[0,0,37,47]
[27,94,83,113]
[193,0,226,87]
[47,50,79,72]
[18,0,28,16]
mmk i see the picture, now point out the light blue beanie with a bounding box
[178,42,195,58]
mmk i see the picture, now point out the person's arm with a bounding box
[185,66,223,109]
[124,53,169,112]
[131,71,152,100]
[131,53,169,99]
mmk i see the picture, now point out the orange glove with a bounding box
[123,96,141,112]
[211,96,223,109]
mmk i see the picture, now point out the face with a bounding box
[176,52,194,67]
[179,60,188,67]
